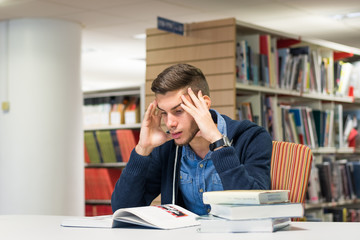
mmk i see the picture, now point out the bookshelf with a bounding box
[145,18,360,222]
[83,85,144,216]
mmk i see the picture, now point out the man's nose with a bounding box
[166,114,177,128]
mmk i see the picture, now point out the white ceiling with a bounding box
[1,0,360,91]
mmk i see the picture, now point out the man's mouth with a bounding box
[171,132,182,139]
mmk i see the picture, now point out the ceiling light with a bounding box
[133,33,146,40]
[347,12,360,18]
[330,11,360,20]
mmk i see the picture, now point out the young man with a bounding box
[111,64,272,215]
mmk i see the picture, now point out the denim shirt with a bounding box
[179,109,226,215]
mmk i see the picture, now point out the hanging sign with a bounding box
[157,17,185,36]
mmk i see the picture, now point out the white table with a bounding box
[1,215,360,240]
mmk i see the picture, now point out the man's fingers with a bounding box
[187,88,202,108]
[143,101,154,121]
[180,95,196,116]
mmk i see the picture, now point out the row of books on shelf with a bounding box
[84,129,139,163]
[83,96,140,127]
[239,98,360,149]
[306,158,360,204]
[85,168,121,203]
[306,206,360,222]
[236,34,359,97]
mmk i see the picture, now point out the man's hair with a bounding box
[151,63,210,96]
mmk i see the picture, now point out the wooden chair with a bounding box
[270,141,313,204]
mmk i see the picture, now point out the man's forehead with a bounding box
[156,102,182,111]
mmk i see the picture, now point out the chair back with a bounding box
[270,141,313,203]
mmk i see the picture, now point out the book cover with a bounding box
[84,131,101,163]
[61,204,199,229]
[313,110,324,147]
[288,108,306,145]
[209,203,303,220]
[202,190,289,205]
[95,130,117,163]
[307,165,321,204]
[316,162,333,202]
[110,130,123,162]
[197,215,290,233]
[85,168,113,200]
[351,162,360,198]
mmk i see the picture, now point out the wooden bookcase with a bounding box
[145,18,360,222]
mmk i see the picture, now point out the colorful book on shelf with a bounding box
[277,48,290,88]
[312,110,324,147]
[350,162,360,198]
[116,129,138,162]
[110,103,125,125]
[306,164,321,204]
[237,40,248,84]
[124,97,140,124]
[239,102,254,122]
[239,35,262,85]
[208,202,304,220]
[197,215,290,233]
[342,161,356,200]
[85,168,113,201]
[61,204,199,229]
[202,190,289,205]
[84,144,91,163]
[260,34,272,86]
[110,130,123,162]
[95,130,117,163]
[288,108,306,145]
[84,131,102,163]
[316,162,333,202]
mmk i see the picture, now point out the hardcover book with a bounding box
[209,203,303,220]
[197,215,290,233]
[202,190,289,205]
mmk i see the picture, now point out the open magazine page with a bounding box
[61,215,113,228]
[113,204,199,229]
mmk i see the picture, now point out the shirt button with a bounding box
[180,175,182,179]
[199,188,203,193]
[199,164,204,168]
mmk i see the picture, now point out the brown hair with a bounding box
[151,63,210,96]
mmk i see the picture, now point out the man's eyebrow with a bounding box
[157,103,182,111]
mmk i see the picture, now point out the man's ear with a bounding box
[203,95,211,109]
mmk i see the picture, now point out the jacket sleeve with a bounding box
[111,149,162,212]
[211,126,272,190]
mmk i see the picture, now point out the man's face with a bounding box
[156,89,199,146]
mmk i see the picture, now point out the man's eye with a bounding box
[160,112,167,115]
[175,110,183,114]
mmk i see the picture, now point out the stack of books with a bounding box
[198,190,304,233]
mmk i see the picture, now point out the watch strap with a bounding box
[209,135,231,151]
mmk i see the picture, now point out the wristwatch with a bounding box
[209,135,232,151]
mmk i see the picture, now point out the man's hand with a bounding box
[135,100,171,156]
[180,88,222,144]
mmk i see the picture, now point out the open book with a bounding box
[61,204,199,230]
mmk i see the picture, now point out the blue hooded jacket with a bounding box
[111,110,272,212]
